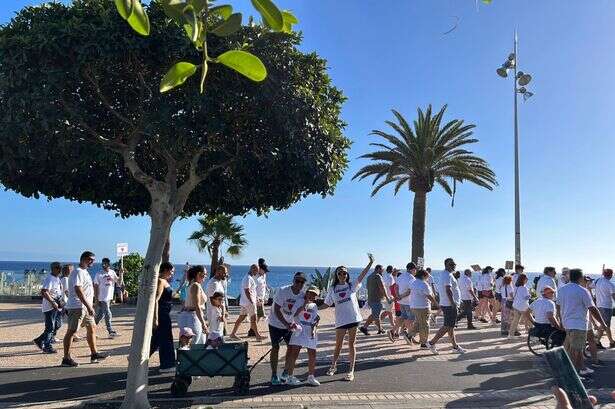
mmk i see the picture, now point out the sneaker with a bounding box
[159,366,175,373]
[51,337,60,344]
[467,325,478,330]
[286,376,302,386]
[307,375,320,386]
[479,318,488,323]
[495,318,501,324]
[345,371,355,381]
[377,329,385,335]
[279,371,289,383]
[33,338,43,350]
[427,342,439,355]
[402,331,412,345]
[514,331,521,336]
[72,335,82,342]
[579,368,594,376]
[387,330,396,343]
[326,365,336,376]
[61,357,78,367]
[420,344,429,349]
[109,331,120,338]
[271,375,282,386]
[90,352,109,363]
[43,347,57,354]
[452,345,466,354]
[359,326,369,336]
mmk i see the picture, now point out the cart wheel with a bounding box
[239,373,250,395]
[170,378,188,397]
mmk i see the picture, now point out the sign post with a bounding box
[116,243,129,269]
[505,260,514,272]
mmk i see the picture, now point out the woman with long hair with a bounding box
[500,275,514,336]
[476,266,497,324]
[150,262,176,372]
[177,265,208,344]
[320,253,374,381]
[508,273,532,338]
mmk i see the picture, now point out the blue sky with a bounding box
[1,1,615,272]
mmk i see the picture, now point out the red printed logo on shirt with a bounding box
[339,292,346,298]
[303,312,311,320]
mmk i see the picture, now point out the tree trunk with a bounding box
[121,200,175,409]
[162,237,171,263]
[210,239,220,278]
[411,190,427,263]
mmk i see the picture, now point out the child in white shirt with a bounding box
[206,292,225,348]
[283,286,321,386]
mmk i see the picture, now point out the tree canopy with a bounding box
[0,0,349,218]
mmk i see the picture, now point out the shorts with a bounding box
[399,304,415,321]
[369,301,384,318]
[67,308,94,332]
[441,306,457,328]
[240,304,256,317]
[268,324,292,347]
[565,329,587,351]
[479,290,494,299]
[495,293,502,302]
[599,308,613,328]
[336,321,360,330]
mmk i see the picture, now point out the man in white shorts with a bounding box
[229,264,264,341]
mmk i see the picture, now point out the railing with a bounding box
[0,271,45,297]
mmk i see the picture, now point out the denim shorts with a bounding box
[399,304,415,320]
[369,301,384,317]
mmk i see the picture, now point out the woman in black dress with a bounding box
[150,261,176,372]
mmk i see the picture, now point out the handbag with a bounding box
[504,287,513,309]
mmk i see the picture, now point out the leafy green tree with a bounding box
[188,214,247,276]
[0,2,348,407]
[353,105,497,262]
[113,253,146,297]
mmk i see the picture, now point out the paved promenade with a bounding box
[1,301,614,408]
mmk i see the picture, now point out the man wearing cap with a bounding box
[590,268,615,349]
[536,267,558,298]
[33,262,64,354]
[267,272,306,385]
[526,286,562,339]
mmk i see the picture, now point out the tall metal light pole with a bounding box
[496,31,533,266]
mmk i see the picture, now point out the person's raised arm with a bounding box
[356,253,375,284]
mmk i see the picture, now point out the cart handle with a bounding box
[249,347,272,374]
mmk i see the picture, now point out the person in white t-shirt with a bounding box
[93,258,120,337]
[380,265,396,329]
[427,258,465,354]
[511,264,525,289]
[457,269,478,329]
[205,265,229,334]
[476,266,497,324]
[266,272,306,386]
[508,273,532,338]
[558,267,570,291]
[283,286,321,386]
[389,262,417,344]
[591,268,615,349]
[526,286,562,340]
[255,258,269,323]
[229,264,264,341]
[406,269,438,347]
[536,267,558,299]
[62,251,108,367]
[33,262,64,354]
[557,269,609,374]
[206,291,225,348]
[321,254,374,382]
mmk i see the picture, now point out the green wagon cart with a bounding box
[170,341,270,397]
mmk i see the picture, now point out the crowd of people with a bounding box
[32,252,615,387]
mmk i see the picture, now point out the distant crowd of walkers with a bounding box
[33,252,615,385]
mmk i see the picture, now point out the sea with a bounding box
[0,260,602,298]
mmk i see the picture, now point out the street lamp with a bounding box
[496,31,534,266]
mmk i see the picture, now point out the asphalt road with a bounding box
[1,355,614,404]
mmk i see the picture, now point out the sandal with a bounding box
[345,371,355,381]
[326,365,337,376]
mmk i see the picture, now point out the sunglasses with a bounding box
[338,271,348,276]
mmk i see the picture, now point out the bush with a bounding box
[113,253,144,298]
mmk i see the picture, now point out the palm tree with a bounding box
[353,105,497,262]
[188,214,248,276]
